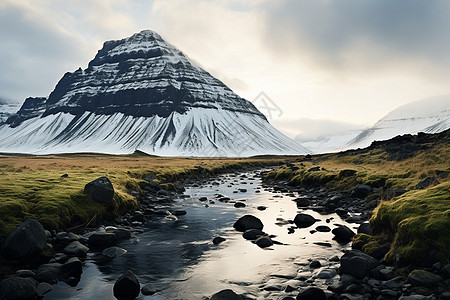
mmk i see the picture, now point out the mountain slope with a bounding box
[347,95,450,149]
[0,30,307,156]
[0,98,20,123]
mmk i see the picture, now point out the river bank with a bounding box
[1,167,449,299]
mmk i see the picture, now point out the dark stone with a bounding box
[340,250,379,279]
[61,257,83,278]
[63,241,89,257]
[106,227,131,240]
[2,219,46,260]
[212,237,226,245]
[36,282,52,297]
[141,284,156,296]
[357,223,372,235]
[84,176,114,205]
[296,287,326,300]
[351,184,372,199]
[234,202,246,208]
[210,289,242,300]
[257,206,267,211]
[36,263,62,284]
[307,166,321,172]
[170,209,187,216]
[88,232,116,248]
[315,225,331,232]
[293,213,316,228]
[16,270,36,278]
[113,270,140,300]
[61,174,69,178]
[233,215,263,232]
[332,225,355,242]
[294,198,310,207]
[199,197,208,202]
[416,176,439,189]
[408,269,443,286]
[255,236,273,248]
[383,188,407,198]
[243,229,265,240]
[102,246,127,258]
[309,260,321,268]
[0,277,37,300]
[131,211,145,222]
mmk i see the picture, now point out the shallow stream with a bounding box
[45,170,355,299]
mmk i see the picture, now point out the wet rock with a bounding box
[257,206,267,211]
[61,257,82,278]
[340,250,379,279]
[106,227,131,240]
[141,284,156,296]
[408,269,443,286]
[88,232,116,248]
[212,237,226,245]
[293,213,316,228]
[36,263,62,284]
[332,225,355,242]
[357,222,372,235]
[294,198,310,207]
[199,197,208,202]
[113,270,140,300]
[315,225,331,232]
[16,270,36,278]
[2,219,46,260]
[102,246,127,258]
[0,277,37,300]
[234,202,246,208]
[309,260,321,268]
[170,209,187,216]
[328,282,346,294]
[63,241,89,257]
[243,229,265,240]
[233,215,263,232]
[255,236,273,248]
[313,242,332,247]
[131,211,145,222]
[36,282,52,296]
[210,289,242,300]
[84,176,114,205]
[296,287,326,300]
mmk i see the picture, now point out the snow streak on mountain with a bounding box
[0,30,308,156]
[347,96,450,149]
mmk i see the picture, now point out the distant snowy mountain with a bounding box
[296,129,364,154]
[347,96,450,149]
[0,30,307,156]
[0,98,20,123]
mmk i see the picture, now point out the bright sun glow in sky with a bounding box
[1,0,450,139]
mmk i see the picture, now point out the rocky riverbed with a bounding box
[0,168,449,300]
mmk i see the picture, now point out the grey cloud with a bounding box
[0,3,91,102]
[263,0,450,71]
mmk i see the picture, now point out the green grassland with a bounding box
[265,131,450,264]
[0,153,289,239]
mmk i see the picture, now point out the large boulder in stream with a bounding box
[0,277,37,300]
[113,270,140,300]
[332,225,356,242]
[2,219,47,260]
[293,213,316,228]
[210,289,242,300]
[233,215,263,232]
[84,176,114,205]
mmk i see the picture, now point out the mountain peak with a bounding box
[0,30,307,156]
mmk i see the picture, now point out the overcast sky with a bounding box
[1,0,450,139]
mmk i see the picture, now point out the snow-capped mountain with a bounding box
[0,30,307,156]
[296,129,365,154]
[0,98,20,123]
[347,96,450,149]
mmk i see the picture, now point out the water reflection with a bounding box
[46,171,352,299]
